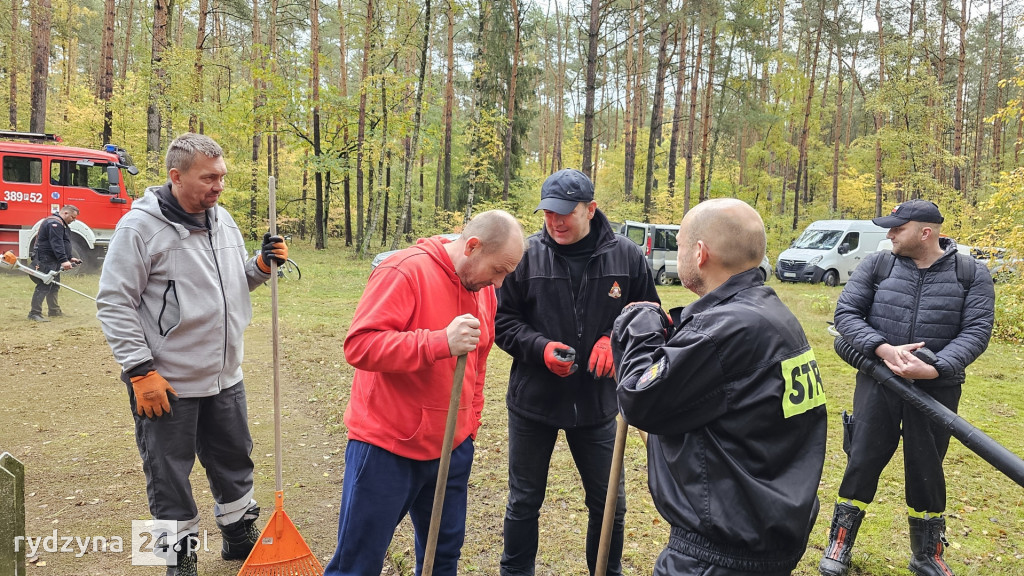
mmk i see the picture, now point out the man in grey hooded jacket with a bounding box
[96,133,288,576]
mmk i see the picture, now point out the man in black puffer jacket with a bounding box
[495,169,659,576]
[820,200,995,576]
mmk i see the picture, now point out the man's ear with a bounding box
[168,167,181,187]
[695,240,710,268]
[464,237,481,255]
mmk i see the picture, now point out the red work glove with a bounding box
[588,335,615,379]
[130,371,178,418]
[257,233,289,273]
[543,341,577,377]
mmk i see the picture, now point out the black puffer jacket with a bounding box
[611,269,827,572]
[834,239,995,386]
[495,209,659,428]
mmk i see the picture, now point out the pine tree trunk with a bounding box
[643,0,671,219]
[666,12,688,196]
[145,0,166,175]
[683,21,705,213]
[872,0,885,216]
[188,0,207,133]
[991,0,1004,173]
[951,0,967,194]
[622,0,636,198]
[8,0,20,128]
[249,0,263,242]
[119,0,135,84]
[441,0,455,210]
[392,0,431,249]
[698,21,719,203]
[311,0,325,248]
[581,0,601,178]
[792,6,823,230]
[99,0,116,142]
[355,0,374,249]
[501,0,522,200]
[970,0,992,190]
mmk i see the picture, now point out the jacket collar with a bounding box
[671,267,764,326]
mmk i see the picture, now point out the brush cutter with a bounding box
[422,353,468,576]
[831,331,1024,488]
[1,251,96,301]
[237,177,323,576]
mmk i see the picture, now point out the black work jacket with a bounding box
[834,239,994,387]
[612,269,827,572]
[495,210,659,428]
[34,214,72,269]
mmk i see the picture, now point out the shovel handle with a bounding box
[422,354,468,576]
[595,415,628,576]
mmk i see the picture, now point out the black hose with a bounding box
[833,336,1024,488]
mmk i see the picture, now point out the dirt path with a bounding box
[0,273,343,575]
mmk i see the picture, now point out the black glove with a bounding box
[257,233,288,273]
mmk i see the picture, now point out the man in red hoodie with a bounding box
[325,210,525,576]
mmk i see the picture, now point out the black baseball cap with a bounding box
[872,199,944,228]
[535,169,594,215]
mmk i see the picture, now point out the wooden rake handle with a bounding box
[421,354,468,576]
[595,415,629,576]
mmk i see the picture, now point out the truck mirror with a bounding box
[838,243,849,255]
[107,165,121,185]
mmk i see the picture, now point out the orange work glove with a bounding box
[543,341,577,377]
[588,335,615,379]
[257,233,289,273]
[130,371,178,418]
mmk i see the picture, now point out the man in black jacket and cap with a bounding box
[28,205,81,322]
[495,168,659,576]
[819,199,995,576]
[612,198,827,576]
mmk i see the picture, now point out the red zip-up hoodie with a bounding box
[343,236,495,461]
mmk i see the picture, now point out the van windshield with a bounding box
[793,229,843,250]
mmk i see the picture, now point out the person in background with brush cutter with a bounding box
[819,199,995,576]
[494,169,659,576]
[26,204,81,322]
[324,210,525,576]
[96,133,289,576]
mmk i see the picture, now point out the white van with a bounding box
[619,220,679,285]
[775,220,888,286]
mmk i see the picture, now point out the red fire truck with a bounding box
[0,131,138,273]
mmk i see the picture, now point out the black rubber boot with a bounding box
[165,534,198,576]
[819,502,866,576]
[220,504,261,561]
[908,516,955,576]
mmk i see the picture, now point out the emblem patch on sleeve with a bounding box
[780,349,826,418]
[637,357,666,389]
[608,281,622,299]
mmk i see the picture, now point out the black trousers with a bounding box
[29,268,61,315]
[838,372,961,513]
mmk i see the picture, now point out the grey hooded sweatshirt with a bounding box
[97,185,270,397]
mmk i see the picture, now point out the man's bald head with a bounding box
[681,199,766,273]
[676,199,766,296]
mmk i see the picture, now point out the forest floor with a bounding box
[1,243,1022,575]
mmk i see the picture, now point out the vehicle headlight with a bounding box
[808,255,822,266]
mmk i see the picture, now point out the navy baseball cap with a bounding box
[872,199,944,228]
[535,169,594,215]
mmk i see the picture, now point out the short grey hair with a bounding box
[165,133,224,174]
[60,204,80,216]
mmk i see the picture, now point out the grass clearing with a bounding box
[1,239,1021,575]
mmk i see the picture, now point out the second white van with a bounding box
[775,220,888,286]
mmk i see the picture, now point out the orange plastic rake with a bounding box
[238,177,324,576]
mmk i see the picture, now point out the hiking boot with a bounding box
[220,504,261,561]
[48,310,64,317]
[165,534,198,576]
[819,502,866,576]
[909,516,955,576]
[27,313,49,322]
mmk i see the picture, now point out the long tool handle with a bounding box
[269,176,283,494]
[833,336,1024,488]
[422,354,468,576]
[595,415,628,576]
